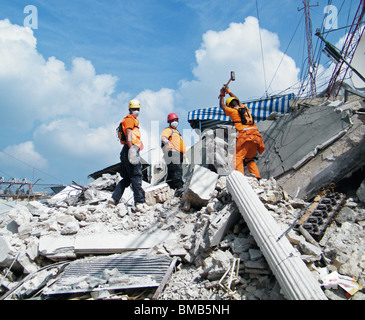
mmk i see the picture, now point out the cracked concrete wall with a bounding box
[256,103,353,180]
[275,112,365,200]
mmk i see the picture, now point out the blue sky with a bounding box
[0,0,359,191]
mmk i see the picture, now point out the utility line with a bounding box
[255,0,268,97]
[0,150,63,184]
[267,12,305,94]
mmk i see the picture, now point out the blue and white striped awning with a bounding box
[188,93,294,130]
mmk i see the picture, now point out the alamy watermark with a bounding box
[22,4,339,32]
[23,5,38,29]
[323,5,338,30]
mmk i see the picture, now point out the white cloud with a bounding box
[0,20,131,180]
[0,19,36,46]
[0,141,48,170]
[177,17,300,108]
[0,17,303,184]
[136,88,175,123]
[0,19,120,132]
[34,118,119,164]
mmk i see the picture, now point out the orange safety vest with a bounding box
[118,114,144,150]
[161,127,186,154]
[224,105,256,132]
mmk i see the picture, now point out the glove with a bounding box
[161,136,171,147]
[219,88,226,97]
[128,145,140,165]
[224,85,231,94]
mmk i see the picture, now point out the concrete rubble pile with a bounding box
[1,163,364,300]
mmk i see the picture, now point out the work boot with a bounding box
[107,199,116,207]
[134,203,147,213]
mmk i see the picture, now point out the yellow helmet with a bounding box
[226,97,240,106]
[129,99,141,109]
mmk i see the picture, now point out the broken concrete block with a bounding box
[183,252,195,264]
[183,165,218,208]
[116,203,128,217]
[0,236,16,267]
[38,235,76,260]
[180,224,195,237]
[249,248,263,261]
[144,183,173,206]
[7,205,33,227]
[230,236,256,254]
[299,239,323,257]
[245,259,269,270]
[26,201,50,216]
[56,215,78,226]
[61,221,80,235]
[211,249,234,270]
[286,230,303,245]
[47,185,82,206]
[88,173,116,189]
[259,190,283,204]
[72,207,89,221]
[336,206,357,225]
[25,237,39,261]
[207,203,240,247]
[206,202,216,213]
[163,240,188,257]
[216,176,227,191]
[17,250,38,274]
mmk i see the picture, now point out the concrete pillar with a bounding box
[227,171,327,300]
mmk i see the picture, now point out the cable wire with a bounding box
[255,0,268,97]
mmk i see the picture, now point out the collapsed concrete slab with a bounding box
[227,170,327,300]
[38,235,76,260]
[74,231,176,254]
[257,98,365,200]
[38,231,176,259]
[182,165,218,209]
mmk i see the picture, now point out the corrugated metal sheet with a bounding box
[188,93,294,131]
[43,251,173,295]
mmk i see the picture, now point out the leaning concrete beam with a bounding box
[227,171,327,300]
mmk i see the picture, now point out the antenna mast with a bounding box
[299,0,319,97]
[325,0,365,98]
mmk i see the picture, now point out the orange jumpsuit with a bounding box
[224,106,265,178]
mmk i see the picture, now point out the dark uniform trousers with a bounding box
[112,145,145,204]
[164,149,184,191]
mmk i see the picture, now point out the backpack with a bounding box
[117,122,127,143]
[237,106,255,125]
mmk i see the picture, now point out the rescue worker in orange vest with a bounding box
[109,99,146,211]
[219,86,265,179]
[161,113,187,197]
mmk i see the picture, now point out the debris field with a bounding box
[1,167,364,300]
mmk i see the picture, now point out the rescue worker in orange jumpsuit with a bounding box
[109,99,146,210]
[219,86,265,179]
[161,113,187,197]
